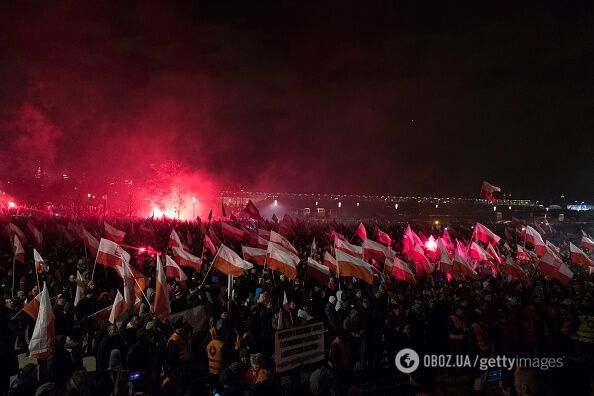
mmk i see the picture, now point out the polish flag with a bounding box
[310,238,317,256]
[355,223,367,240]
[96,238,130,269]
[9,222,27,244]
[204,234,217,256]
[391,257,416,284]
[334,236,364,259]
[306,257,330,284]
[83,229,100,257]
[580,235,594,251]
[33,249,48,273]
[266,243,298,279]
[28,283,55,359]
[473,223,501,245]
[323,252,338,273]
[335,250,375,284]
[213,244,253,276]
[403,225,422,255]
[257,235,269,249]
[221,222,245,241]
[546,240,560,255]
[109,290,128,324]
[480,181,501,203]
[375,226,392,246]
[438,238,453,273]
[242,245,267,266]
[524,226,547,256]
[165,255,188,282]
[442,229,453,250]
[537,253,573,285]
[23,292,42,320]
[270,230,299,256]
[486,244,502,265]
[153,255,170,320]
[169,229,184,249]
[469,242,490,262]
[569,242,594,267]
[172,247,202,272]
[502,258,530,284]
[104,221,125,243]
[74,271,85,307]
[13,235,25,263]
[327,229,346,242]
[27,221,43,246]
[363,238,394,263]
[453,253,477,279]
[456,240,468,259]
[208,227,222,245]
[516,245,534,262]
[258,229,271,241]
[411,244,434,274]
[242,228,259,246]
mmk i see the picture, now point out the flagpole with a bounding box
[91,246,100,282]
[198,248,220,289]
[11,236,16,298]
[35,268,40,292]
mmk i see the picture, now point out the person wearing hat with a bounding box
[325,295,341,338]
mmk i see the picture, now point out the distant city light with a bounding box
[509,206,512,210]
[315,201,318,206]
[274,199,278,206]
[493,206,497,211]
[394,204,398,209]
[434,220,440,225]
[356,202,359,207]
[435,204,438,208]
[338,201,342,208]
[88,193,91,198]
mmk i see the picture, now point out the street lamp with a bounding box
[192,197,196,220]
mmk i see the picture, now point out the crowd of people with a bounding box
[1,213,594,396]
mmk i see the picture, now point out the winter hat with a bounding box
[329,296,337,304]
[109,349,123,371]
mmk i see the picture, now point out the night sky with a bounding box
[0,1,592,200]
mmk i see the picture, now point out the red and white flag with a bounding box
[580,235,594,251]
[453,252,477,279]
[33,249,48,273]
[27,221,43,246]
[242,228,259,246]
[96,238,130,269]
[363,238,394,263]
[165,255,188,282]
[186,229,194,247]
[109,290,128,325]
[375,226,392,246]
[480,181,501,203]
[569,242,594,267]
[335,249,374,284]
[537,253,573,285]
[153,255,170,320]
[23,292,42,320]
[278,214,296,236]
[242,246,267,266]
[306,257,330,284]
[74,271,85,307]
[323,252,338,273]
[438,238,453,273]
[266,243,298,279]
[172,247,202,272]
[469,241,490,262]
[502,258,530,284]
[473,223,501,245]
[208,227,222,245]
[13,235,25,263]
[213,244,253,276]
[411,244,434,274]
[334,236,363,259]
[546,240,560,255]
[104,221,126,243]
[391,257,416,284]
[28,283,55,359]
[516,245,535,262]
[8,222,27,244]
[355,223,367,240]
[486,244,502,265]
[169,229,184,249]
[403,225,422,255]
[204,234,217,256]
[270,230,299,256]
[258,229,271,241]
[524,226,547,256]
[221,222,244,241]
[257,235,269,249]
[83,228,100,257]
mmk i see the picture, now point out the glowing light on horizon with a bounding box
[8,201,16,208]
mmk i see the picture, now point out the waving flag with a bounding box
[172,247,202,272]
[104,221,125,243]
[580,235,594,251]
[109,290,128,325]
[538,253,573,285]
[474,223,501,245]
[546,240,560,255]
[403,225,422,255]
[524,226,547,256]
[306,257,330,283]
[243,200,263,221]
[13,235,25,263]
[221,222,244,241]
[165,255,188,282]
[270,230,299,256]
[213,244,253,276]
[391,257,416,284]
[278,214,296,236]
[83,228,100,257]
[28,283,55,359]
[74,271,85,307]
[486,244,502,265]
[480,181,501,203]
[469,242,490,262]
[453,253,477,279]
[258,229,271,241]
[242,228,259,246]
[154,255,170,320]
[23,293,42,320]
[335,250,374,284]
[27,221,43,246]
[204,234,217,256]
[569,242,594,267]
[266,243,298,279]
[502,258,530,284]
[438,238,453,273]
[335,236,364,259]
[33,249,48,273]
[323,252,337,273]
[355,223,367,240]
[310,238,317,257]
[375,226,392,246]
[411,244,434,274]
[363,238,393,262]
[169,229,184,249]
[96,238,130,269]
[8,222,27,244]
[242,246,267,266]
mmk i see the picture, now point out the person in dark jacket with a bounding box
[95,324,126,372]
[47,335,75,391]
[325,296,341,336]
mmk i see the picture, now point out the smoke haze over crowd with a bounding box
[0,1,593,200]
